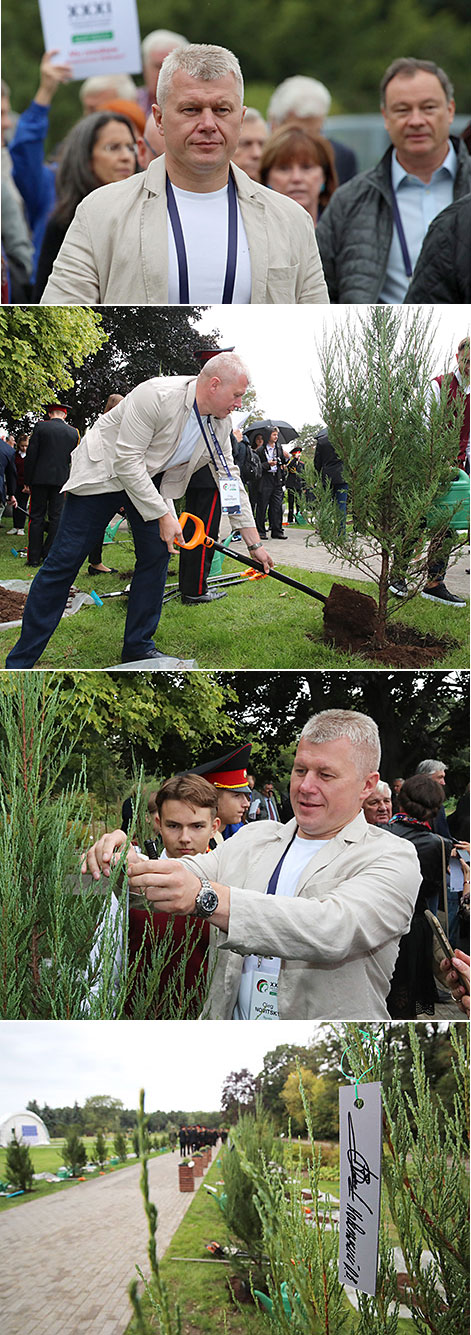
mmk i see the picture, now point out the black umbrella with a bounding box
[243,419,299,446]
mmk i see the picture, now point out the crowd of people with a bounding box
[82,710,470,1023]
[2,30,470,303]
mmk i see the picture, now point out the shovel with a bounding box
[175,513,380,646]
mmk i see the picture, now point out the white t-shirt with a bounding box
[169,409,211,469]
[233,835,330,1020]
[167,184,252,304]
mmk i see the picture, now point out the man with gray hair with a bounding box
[232,107,268,182]
[317,56,471,303]
[137,29,189,119]
[85,709,421,1020]
[362,781,393,826]
[6,353,273,668]
[40,44,328,305]
[268,74,358,184]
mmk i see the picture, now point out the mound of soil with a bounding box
[0,588,28,621]
[318,582,454,666]
[0,585,80,625]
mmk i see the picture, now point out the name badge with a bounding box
[338,1081,382,1297]
[248,969,279,1020]
[219,477,241,515]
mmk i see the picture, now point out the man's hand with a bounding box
[240,526,275,575]
[35,50,73,106]
[81,829,138,880]
[159,511,183,553]
[440,949,470,1015]
[127,857,231,927]
[128,857,203,913]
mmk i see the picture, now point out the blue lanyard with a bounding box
[166,170,239,303]
[266,829,298,896]
[390,167,413,278]
[193,401,232,479]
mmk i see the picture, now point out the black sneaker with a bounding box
[389,577,408,597]
[421,582,466,607]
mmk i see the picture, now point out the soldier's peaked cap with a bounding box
[191,743,252,792]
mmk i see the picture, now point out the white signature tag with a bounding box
[219,476,241,514]
[338,1081,382,1297]
[248,969,279,1019]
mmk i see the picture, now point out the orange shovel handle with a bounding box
[174,512,213,551]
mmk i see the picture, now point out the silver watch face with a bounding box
[195,883,219,918]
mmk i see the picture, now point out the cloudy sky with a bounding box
[0,1020,324,1113]
[196,304,465,431]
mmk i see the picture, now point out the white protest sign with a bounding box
[38,0,142,81]
[338,1081,382,1297]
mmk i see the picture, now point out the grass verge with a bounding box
[0,534,467,669]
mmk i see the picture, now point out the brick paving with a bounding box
[220,516,470,599]
[0,1148,215,1335]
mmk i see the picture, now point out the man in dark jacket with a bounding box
[317,57,471,303]
[24,401,79,565]
[405,194,471,304]
[0,432,17,524]
[314,428,348,531]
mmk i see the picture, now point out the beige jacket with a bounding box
[63,375,255,525]
[182,812,421,1021]
[41,159,329,305]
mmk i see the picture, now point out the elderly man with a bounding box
[362,781,393,826]
[136,28,189,119]
[6,353,272,668]
[85,710,421,1021]
[268,74,358,185]
[40,44,328,305]
[317,57,471,303]
[231,107,268,182]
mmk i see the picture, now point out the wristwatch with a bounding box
[194,878,219,919]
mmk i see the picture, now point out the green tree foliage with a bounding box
[113,1131,128,1162]
[93,1131,107,1168]
[0,307,105,421]
[83,1095,124,1135]
[59,306,219,436]
[0,673,213,1019]
[62,1129,87,1177]
[306,306,464,637]
[241,1024,469,1334]
[217,670,469,799]
[220,1106,282,1265]
[4,1133,34,1192]
[281,1067,339,1138]
[220,1069,259,1124]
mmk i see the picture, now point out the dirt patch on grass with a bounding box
[0,588,28,620]
[320,582,454,666]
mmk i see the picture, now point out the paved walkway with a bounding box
[0,1148,215,1335]
[219,517,470,600]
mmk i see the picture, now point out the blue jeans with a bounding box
[6,487,170,667]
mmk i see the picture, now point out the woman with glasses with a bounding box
[34,112,138,299]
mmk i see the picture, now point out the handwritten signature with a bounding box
[347,1110,378,1215]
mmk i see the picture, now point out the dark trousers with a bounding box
[255,473,283,536]
[178,481,221,597]
[27,484,65,564]
[6,484,170,667]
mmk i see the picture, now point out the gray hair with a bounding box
[142,29,189,61]
[416,759,447,775]
[300,709,381,776]
[157,44,244,110]
[242,107,267,127]
[79,74,138,105]
[370,780,392,800]
[380,58,454,106]
[198,352,251,384]
[268,76,331,126]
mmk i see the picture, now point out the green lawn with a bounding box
[0,1139,169,1212]
[0,531,467,669]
